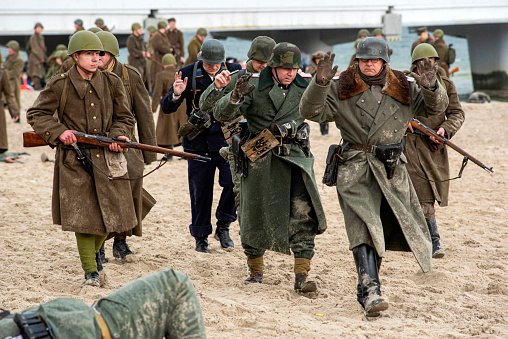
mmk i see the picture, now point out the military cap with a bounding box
[157,21,168,29]
[6,40,20,52]
[196,28,207,36]
[311,50,325,61]
[373,28,383,36]
[131,22,142,31]
[416,27,427,35]
[88,27,102,33]
[95,18,104,25]
[358,29,370,38]
[411,43,439,64]
[34,22,44,29]
[147,26,157,33]
[268,42,302,69]
[168,17,176,23]
[96,31,120,57]
[247,36,276,62]
[162,53,176,65]
[356,37,390,63]
[74,19,84,27]
[433,29,444,38]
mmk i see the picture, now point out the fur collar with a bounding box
[338,65,411,105]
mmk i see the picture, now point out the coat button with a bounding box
[394,129,398,133]
[45,131,50,135]
[394,116,398,120]
[96,154,100,158]
[93,116,97,120]
[91,103,94,107]
[60,74,64,77]
[93,128,98,132]
[361,99,365,103]
[89,90,93,94]
[361,112,364,116]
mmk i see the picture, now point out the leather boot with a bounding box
[214,221,234,251]
[195,237,210,253]
[244,257,263,284]
[352,245,389,317]
[294,258,317,293]
[113,237,137,263]
[426,216,445,258]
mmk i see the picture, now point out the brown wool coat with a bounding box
[433,38,450,76]
[151,66,187,146]
[405,74,465,209]
[59,57,74,74]
[184,36,202,66]
[411,37,434,55]
[127,33,147,80]
[27,66,137,235]
[167,28,185,59]
[28,32,46,78]
[150,31,172,89]
[4,53,24,108]
[0,67,20,150]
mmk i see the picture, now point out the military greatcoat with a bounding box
[184,36,202,66]
[150,31,172,89]
[4,53,24,108]
[127,33,147,80]
[0,67,20,151]
[27,66,137,236]
[433,38,450,76]
[300,65,449,273]
[28,32,46,79]
[214,67,327,254]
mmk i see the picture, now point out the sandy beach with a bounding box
[1,89,507,338]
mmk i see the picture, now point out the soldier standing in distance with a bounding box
[299,37,449,316]
[95,18,109,31]
[433,29,450,76]
[405,43,465,258]
[4,40,24,110]
[150,21,173,92]
[184,28,207,66]
[0,63,20,153]
[127,22,150,81]
[73,19,85,34]
[27,31,137,287]
[167,17,186,67]
[411,26,434,55]
[28,22,46,90]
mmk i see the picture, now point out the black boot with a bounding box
[319,122,329,135]
[195,237,210,253]
[214,221,234,251]
[244,271,263,284]
[352,245,389,317]
[112,237,136,263]
[426,216,444,258]
[294,273,317,293]
[95,251,103,272]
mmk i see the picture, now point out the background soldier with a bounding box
[28,22,46,90]
[212,42,327,292]
[411,26,434,55]
[95,18,109,31]
[0,63,20,153]
[184,27,207,66]
[160,39,241,253]
[300,38,448,316]
[167,17,185,66]
[96,31,157,263]
[433,29,450,76]
[405,43,465,258]
[73,19,85,34]
[150,21,173,91]
[357,29,370,39]
[4,40,24,110]
[27,31,137,287]
[306,50,329,135]
[127,22,150,81]
[0,269,206,339]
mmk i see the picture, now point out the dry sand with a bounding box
[1,89,507,338]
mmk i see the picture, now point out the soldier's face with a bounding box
[420,31,429,40]
[202,62,221,75]
[169,22,176,29]
[74,51,100,72]
[358,58,383,77]
[273,67,297,85]
[252,60,268,73]
[35,27,43,34]
[8,48,15,55]
[98,52,113,69]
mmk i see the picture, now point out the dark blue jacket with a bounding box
[161,61,242,152]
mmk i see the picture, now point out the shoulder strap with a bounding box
[58,75,70,122]
[121,64,134,109]
[191,61,199,110]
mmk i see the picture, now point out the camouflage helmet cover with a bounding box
[268,42,302,69]
[68,30,104,55]
[6,40,20,52]
[197,39,225,64]
[95,18,104,25]
[162,53,177,65]
[131,22,142,31]
[411,43,439,64]
[88,27,102,33]
[356,37,390,63]
[96,31,120,57]
[247,36,276,62]
[74,19,84,27]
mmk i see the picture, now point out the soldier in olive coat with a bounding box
[433,29,450,76]
[4,40,24,109]
[299,38,448,316]
[0,65,20,152]
[27,31,137,287]
[184,28,206,66]
[214,43,327,293]
[405,43,465,258]
[150,21,173,91]
[28,22,47,90]
[96,31,157,262]
[127,22,150,81]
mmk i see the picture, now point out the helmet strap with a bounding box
[73,56,95,79]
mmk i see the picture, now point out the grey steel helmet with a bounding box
[96,31,119,57]
[197,39,225,64]
[74,19,84,27]
[247,36,276,62]
[356,37,390,63]
[411,43,439,64]
[67,30,104,55]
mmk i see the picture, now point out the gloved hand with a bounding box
[231,74,255,103]
[274,120,297,138]
[316,51,338,86]
[411,58,438,89]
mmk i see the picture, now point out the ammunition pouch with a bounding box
[345,139,404,179]
[241,129,279,162]
[177,109,211,141]
[221,115,244,145]
[322,144,344,186]
[293,122,311,157]
[13,313,52,339]
[232,135,248,177]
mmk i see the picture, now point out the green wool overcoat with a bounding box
[299,66,449,273]
[213,67,327,254]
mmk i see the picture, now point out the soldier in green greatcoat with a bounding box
[213,43,327,293]
[4,40,24,110]
[299,37,448,316]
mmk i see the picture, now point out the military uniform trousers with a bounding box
[0,269,206,339]
[188,151,237,238]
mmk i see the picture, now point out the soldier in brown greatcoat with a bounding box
[127,22,150,81]
[28,22,47,90]
[146,25,157,93]
[411,26,434,55]
[150,21,173,92]
[151,53,187,158]
[166,18,185,67]
[0,65,20,152]
[4,40,24,110]
[432,29,450,76]
[96,31,157,263]
[27,31,137,287]
[184,28,206,66]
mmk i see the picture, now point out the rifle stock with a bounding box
[410,119,493,173]
[22,131,211,162]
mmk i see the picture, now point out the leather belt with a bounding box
[345,141,377,154]
[93,310,112,339]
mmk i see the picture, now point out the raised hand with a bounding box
[231,74,255,103]
[411,58,438,89]
[173,71,188,96]
[316,51,338,86]
[215,70,232,90]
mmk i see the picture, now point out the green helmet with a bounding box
[34,22,43,29]
[373,28,383,36]
[433,29,444,38]
[95,18,104,25]
[197,39,225,64]
[74,19,84,27]
[96,31,119,57]
[68,30,104,55]
[6,40,20,52]
[88,27,102,33]
[356,37,390,63]
[247,36,276,62]
[56,44,67,51]
[196,27,207,36]
[354,38,361,49]
[268,42,302,69]
[358,29,370,38]
[157,21,167,29]
[411,43,439,64]
[56,50,68,61]
[162,53,176,65]
[131,22,142,31]
[147,26,157,33]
